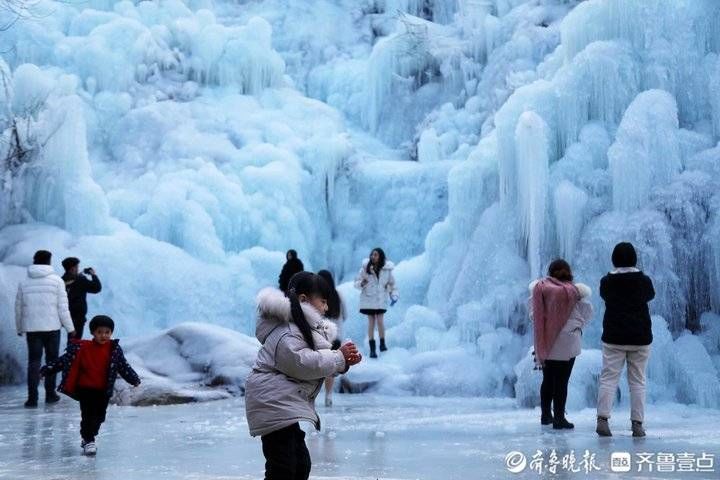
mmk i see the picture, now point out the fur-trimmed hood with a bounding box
[361,258,395,271]
[255,288,338,344]
[529,279,591,299]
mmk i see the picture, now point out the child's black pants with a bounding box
[261,422,311,480]
[77,388,110,442]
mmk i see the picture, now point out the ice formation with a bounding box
[1,0,719,410]
[115,322,260,406]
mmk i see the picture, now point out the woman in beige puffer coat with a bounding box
[245,272,362,480]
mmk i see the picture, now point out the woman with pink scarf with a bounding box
[529,259,593,430]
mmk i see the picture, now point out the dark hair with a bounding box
[286,272,330,350]
[62,257,80,271]
[548,259,573,282]
[287,249,298,260]
[33,250,52,265]
[612,242,637,268]
[366,247,386,275]
[89,315,115,333]
[318,270,342,320]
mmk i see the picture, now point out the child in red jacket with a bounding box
[41,315,140,456]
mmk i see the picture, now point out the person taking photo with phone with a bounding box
[62,257,102,340]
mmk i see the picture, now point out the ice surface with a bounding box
[1,388,720,479]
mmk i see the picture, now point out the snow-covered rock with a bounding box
[114,322,259,406]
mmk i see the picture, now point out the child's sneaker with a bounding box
[83,441,97,456]
[325,395,333,407]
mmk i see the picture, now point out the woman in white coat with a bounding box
[354,248,398,358]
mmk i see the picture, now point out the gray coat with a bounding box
[245,288,346,437]
[528,281,593,361]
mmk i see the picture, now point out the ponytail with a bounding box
[287,289,317,350]
[286,271,331,350]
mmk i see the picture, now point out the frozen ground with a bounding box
[0,387,718,480]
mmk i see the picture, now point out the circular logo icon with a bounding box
[505,451,527,473]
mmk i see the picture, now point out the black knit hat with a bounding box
[611,242,637,268]
[89,315,115,333]
[62,257,80,271]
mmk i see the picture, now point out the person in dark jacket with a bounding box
[40,315,140,456]
[278,250,304,293]
[62,257,102,339]
[596,242,655,438]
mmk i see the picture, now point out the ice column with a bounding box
[609,90,681,212]
[553,181,588,263]
[515,110,549,279]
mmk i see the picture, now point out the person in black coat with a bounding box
[596,242,655,438]
[62,257,102,340]
[278,250,304,293]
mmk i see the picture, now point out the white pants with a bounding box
[597,343,651,423]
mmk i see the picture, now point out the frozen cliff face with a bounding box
[395,0,720,400]
[1,0,720,406]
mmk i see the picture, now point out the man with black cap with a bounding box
[62,257,102,340]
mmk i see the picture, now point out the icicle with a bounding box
[515,110,549,279]
[362,19,430,133]
[553,181,588,263]
[553,41,640,156]
[458,0,493,62]
[609,89,681,212]
[706,54,720,140]
[495,80,555,207]
[44,95,110,234]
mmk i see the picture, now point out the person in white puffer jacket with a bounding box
[15,250,75,408]
[354,247,398,358]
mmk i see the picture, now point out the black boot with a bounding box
[369,340,377,359]
[540,395,553,425]
[553,417,575,430]
[541,412,554,426]
[379,338,387,352]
